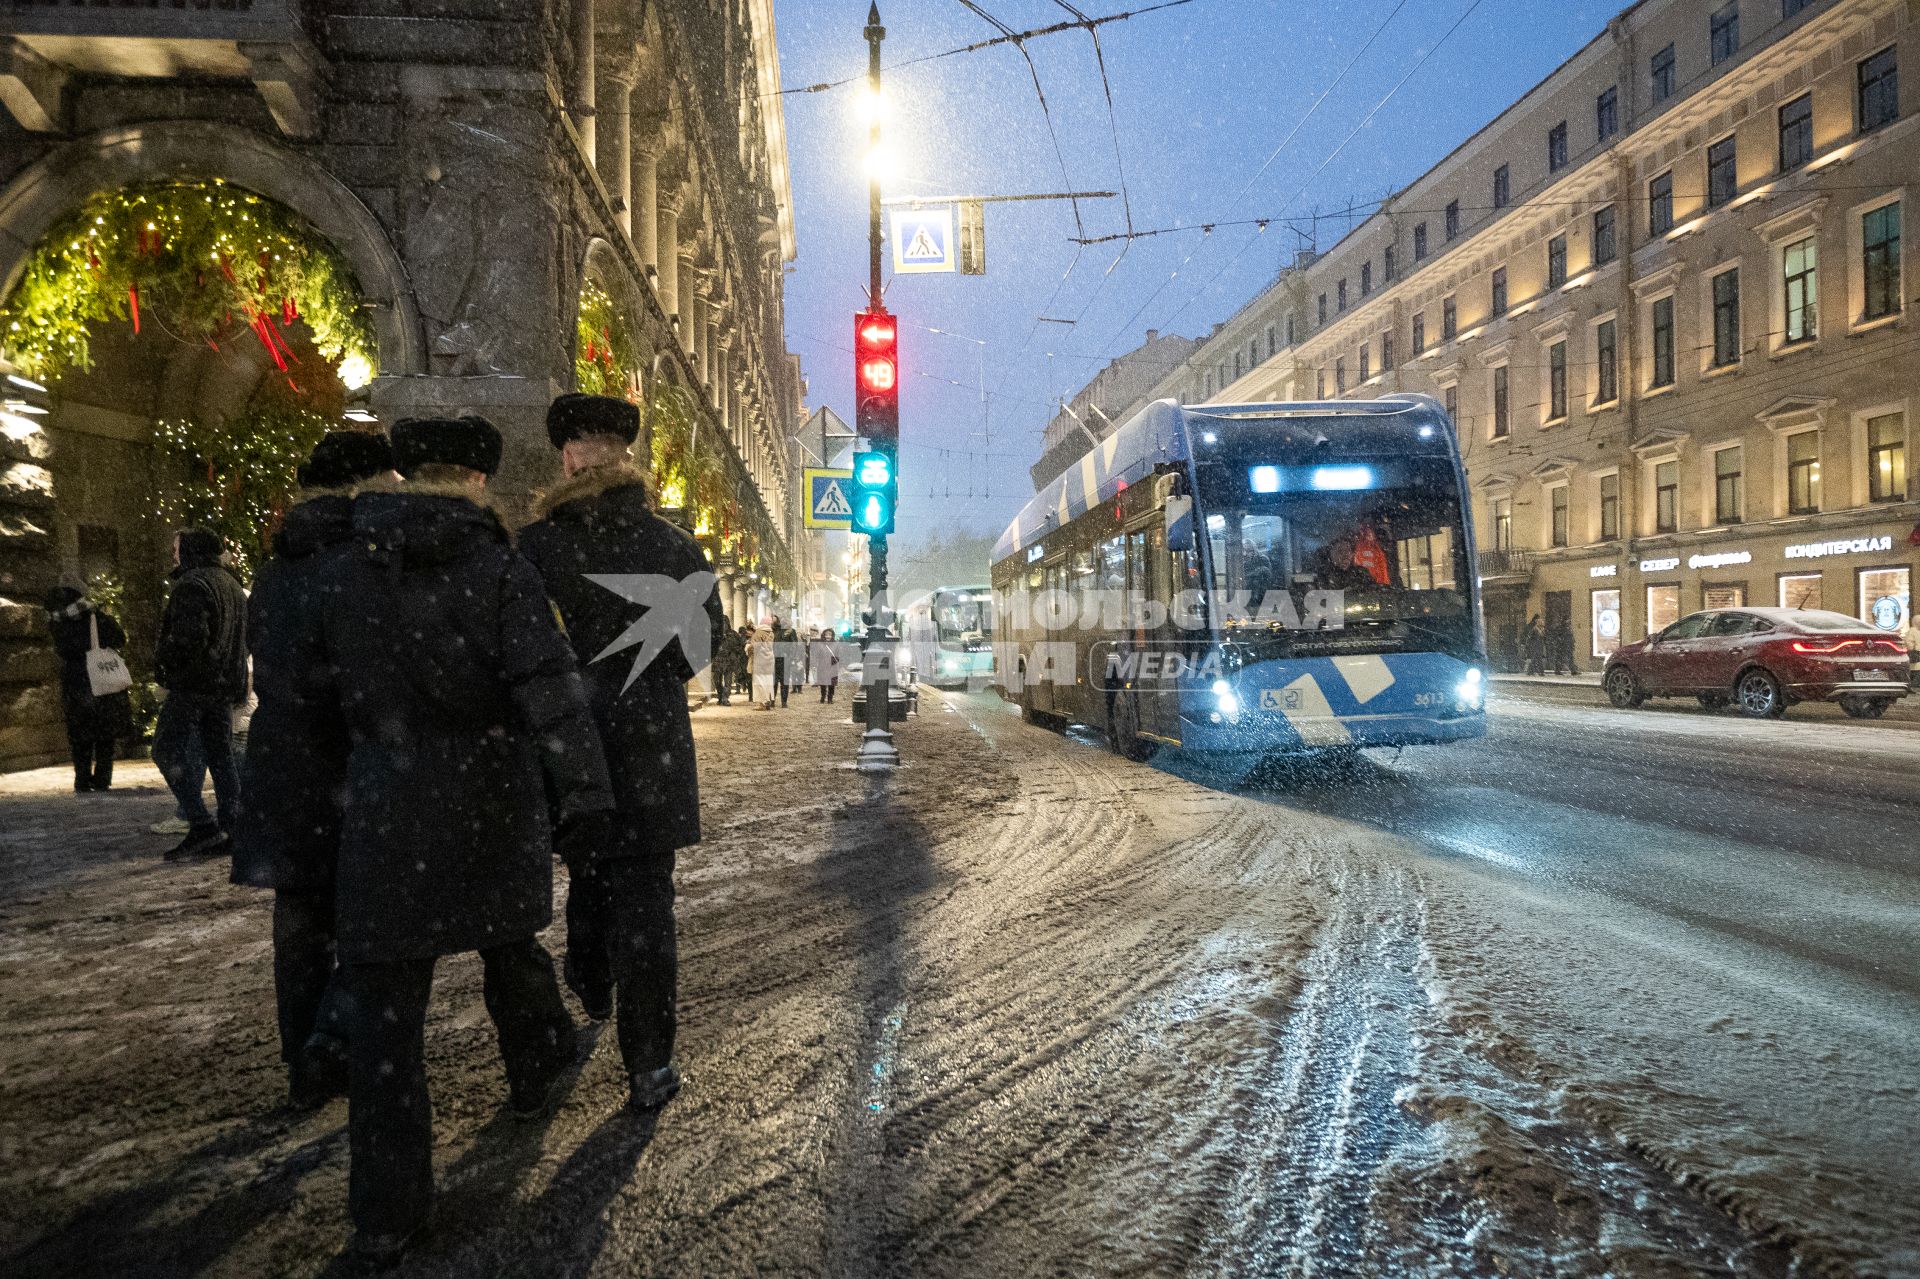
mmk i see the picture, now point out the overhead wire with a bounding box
[764,0,1195,100]
[1155,0,1492,335]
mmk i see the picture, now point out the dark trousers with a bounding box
[345,939,572,1240]
[152,691,238,830]
[565,849,678,1077]
[273,890,347,1065]
[65,723,114,791]
[714,668,732,704]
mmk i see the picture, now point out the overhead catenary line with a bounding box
[767,0,1195,100]
[953,0,1086,240]
[1092,0,1422,351]
[1156,0,1492,334]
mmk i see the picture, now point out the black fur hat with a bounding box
[546,393,640,450]
[298,430,393,489]
[389,416,503,478]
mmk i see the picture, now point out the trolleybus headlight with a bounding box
[1454,667,1485,709]
[1212,678,1241,718]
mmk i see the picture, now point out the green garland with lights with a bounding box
[574,279,642,399]
[571,279,791,585]
[0,178,374,385]
[152,404,335,585]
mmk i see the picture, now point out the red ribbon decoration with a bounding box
[128,283,140,335]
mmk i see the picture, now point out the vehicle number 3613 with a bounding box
[1412,691,1447,707]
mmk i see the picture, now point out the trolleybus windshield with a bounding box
[1194,454,1474,660]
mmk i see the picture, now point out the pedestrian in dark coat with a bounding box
[518,393,726,1112]
[733,624,754,695]
[231,430,391,1110]
[713,617,746,705]
[152,526,248,859]
[1522,614,1546,677]
[43,585,134,792]
[318,416,614,1264]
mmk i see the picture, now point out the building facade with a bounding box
[0,0,803,768]
[1141,0,1916,670]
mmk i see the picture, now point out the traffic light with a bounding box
[851,444,897,535]
[853,308,899,444]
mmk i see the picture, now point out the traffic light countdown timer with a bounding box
[852,308,899,535]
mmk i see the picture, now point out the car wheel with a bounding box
[1604,665,1644,708]
[1839,695,1890,720]
[1697,692,1730,710]
[1736,668,1786,719]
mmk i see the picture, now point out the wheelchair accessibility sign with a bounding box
[804,467,854,530]
[1259,688,1303,711]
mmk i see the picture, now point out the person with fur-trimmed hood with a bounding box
[517,392,727,1115]
[231,430,392,1112]
[317,415,614,1265]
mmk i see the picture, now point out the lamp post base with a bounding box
[856,726,900,771]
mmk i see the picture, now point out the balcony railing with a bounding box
[1476,548,1535,578]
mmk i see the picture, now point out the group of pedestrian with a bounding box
[42,526,253,859]
[220,393,721,1266]
[1522,613,1578,677]
[727,620,839,709]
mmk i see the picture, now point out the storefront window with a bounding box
[1703,585,1745,610]
[1591,589,1621,658]
[1646,583,1681,637]
[1779,573,1822,609]
[1859,566,1910,632]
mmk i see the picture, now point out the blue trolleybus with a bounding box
[990,396,1486,759]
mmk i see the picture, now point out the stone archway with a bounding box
[0,120,423,377]
[0,123,422,770]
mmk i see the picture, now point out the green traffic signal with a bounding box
[852,446,897,535]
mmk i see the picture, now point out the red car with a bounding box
[1602,607,1910,719]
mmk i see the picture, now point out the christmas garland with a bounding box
[0,178,375,386]
[574,279,642,399]
[152,404,335,585]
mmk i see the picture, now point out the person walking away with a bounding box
[812,628,840,703]
[231,431,391,1111]
[772,620,792,707]
[519,393,726,1112]
[1549,617,1577,677]
[1522,614,1546,677]
[152,527,248,859]
[44,585,134,793]
[318,416,612,1265]
[750,619,776,708]
[713,620,745,706]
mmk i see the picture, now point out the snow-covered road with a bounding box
[0,686,1913,1276]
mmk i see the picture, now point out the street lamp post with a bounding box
[856,1,899,771]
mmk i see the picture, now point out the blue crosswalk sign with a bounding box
[804,467,854,530]
[891,207,955,274]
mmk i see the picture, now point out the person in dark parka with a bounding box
[152,526,249,859]
[43,585,134,792]
[518,393,726,1112]
[231,430,392,1110]
[317,415,614,1264]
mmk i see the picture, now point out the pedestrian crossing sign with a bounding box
[890,206,956,274]
[804,467,855,529]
